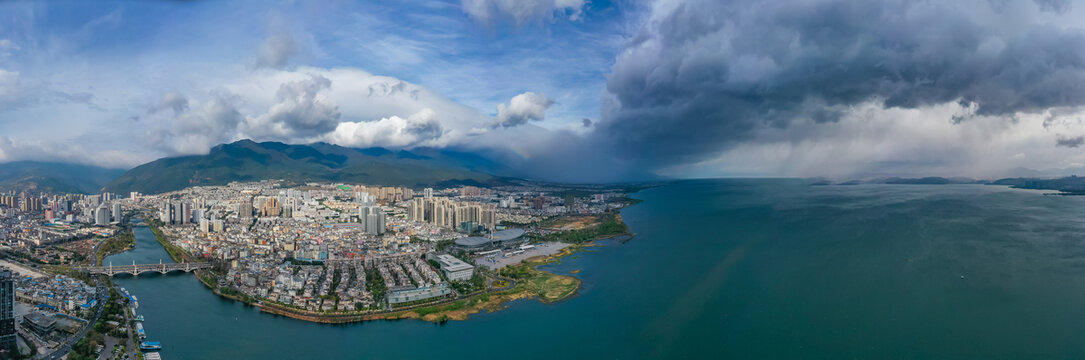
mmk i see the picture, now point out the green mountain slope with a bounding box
[105,140,509,194]
[0,161,126,194]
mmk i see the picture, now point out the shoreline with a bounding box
[144,212,635,324]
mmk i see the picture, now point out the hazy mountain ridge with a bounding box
[104,140,512,194]
[812,177,988,186]
[0,161,126,194]
[990,176,1085,193]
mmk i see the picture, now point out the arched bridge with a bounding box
[80,260,212,276]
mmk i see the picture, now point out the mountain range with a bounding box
[0,161,126,194]
[104,140,514,194]
[0,140,516,195]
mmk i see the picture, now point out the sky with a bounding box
[3,0,1085,182]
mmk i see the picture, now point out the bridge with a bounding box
[80,260,212,276]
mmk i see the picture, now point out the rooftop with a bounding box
[492,228,526,242]
[436,254,473,272]
[454,237,490,247]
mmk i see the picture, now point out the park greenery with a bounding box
[95,230,134,265]
[498,263,579,302]
[365,268,387,309]
[146,219,189,262]
[449,272,486,295]
[540,212,630,244]
[72,287,124,360]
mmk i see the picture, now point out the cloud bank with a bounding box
[590,0,1085,178]
[9,0,1085,182]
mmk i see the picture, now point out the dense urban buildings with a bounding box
[0,175,634,358]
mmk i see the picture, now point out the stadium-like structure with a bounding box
[453,228,527,251]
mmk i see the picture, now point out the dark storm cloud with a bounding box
[1056,135,1085,147]
[598,0,1085,167]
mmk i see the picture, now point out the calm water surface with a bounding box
[106,180,1085,359]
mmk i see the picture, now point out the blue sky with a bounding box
[0,0,638,174]
[5,0,1085,182]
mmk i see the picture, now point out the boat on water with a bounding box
[134,315,144,322]
[136,323,145,339]
[139,341,162,351]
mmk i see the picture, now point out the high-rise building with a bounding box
[0,195,15,209]
[0,268,12,353]
[112,203,123,223]
[95,205,110,226]
[424,188,433,198]
[181,202,190,224]
[407,199,422,222]
[481,205,496,230]
[239,197,254,218]
[173,202,184,224]
[260,197,282,217]
[18,195,41,212]
[160,200,172,224]
[358,206,386,235]
[408,197,493,230]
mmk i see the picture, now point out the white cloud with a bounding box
[658,100,1085,179]
[326,109,449,148]
[142,67,513,151]
[0,39,19,58]
[149,90,244,155]
[255,30,296,69]
[462,0,586,25]
[149,91,190,115]
[0,136,143,169]
[494,91,554,127]
[240,74,341,139]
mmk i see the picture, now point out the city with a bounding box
[0,180,639,358]
[9,0,1085,358]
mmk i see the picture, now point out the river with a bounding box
[106,180,1085,358]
